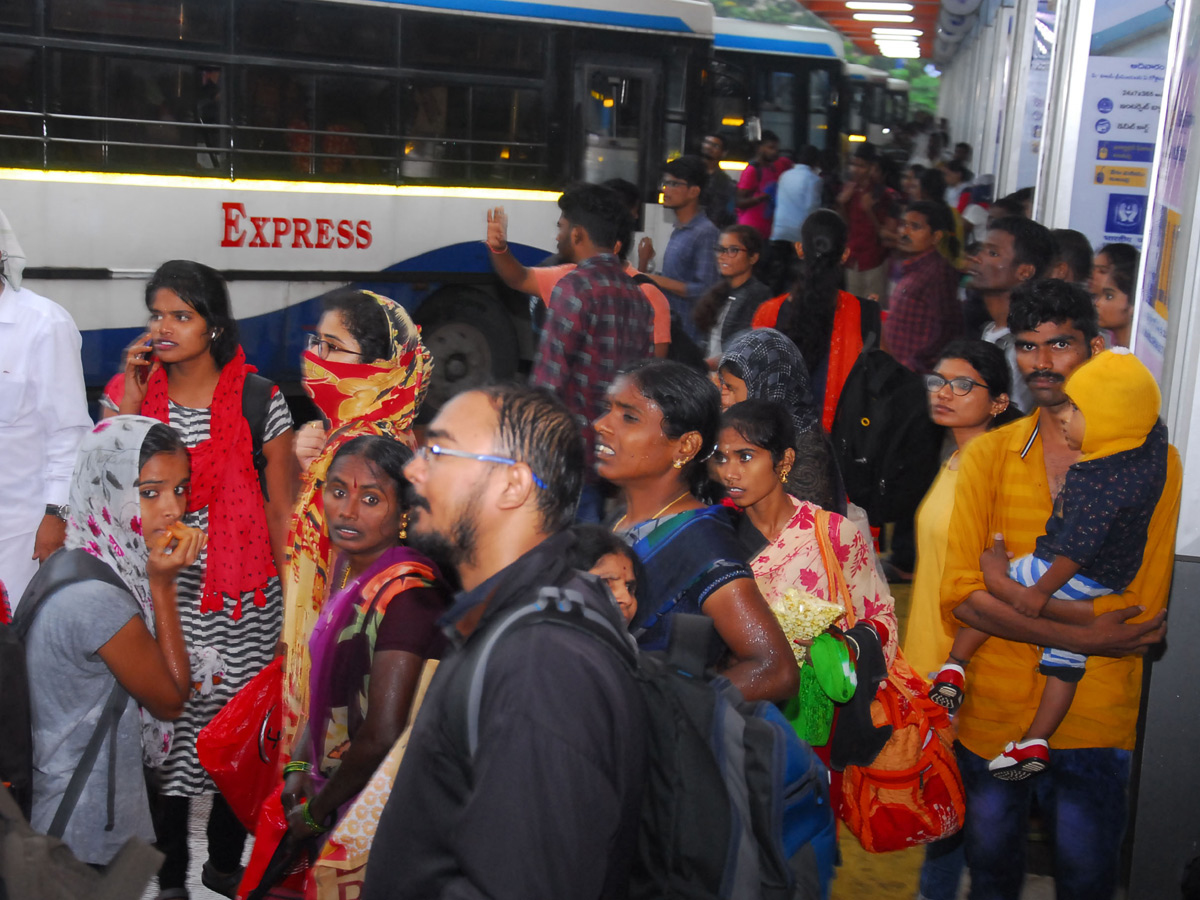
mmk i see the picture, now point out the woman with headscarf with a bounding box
[716,328,839,512]
[24,417,200,868]
[282,289,433,755]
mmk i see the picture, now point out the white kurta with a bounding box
[0,282,92,606]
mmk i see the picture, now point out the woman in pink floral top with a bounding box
[711,399,898,666]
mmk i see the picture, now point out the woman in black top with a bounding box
[693,225,771,363]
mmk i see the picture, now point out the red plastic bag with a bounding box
[237,783,308,900]
[197,657,284,831]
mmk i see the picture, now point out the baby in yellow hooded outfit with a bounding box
[929,348,1169,779]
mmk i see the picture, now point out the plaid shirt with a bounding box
[881,248,963,373]
[531,253,653,468]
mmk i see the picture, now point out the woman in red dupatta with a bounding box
[281,289,433,754]
[749,209,880,433]
[105,260,295,897]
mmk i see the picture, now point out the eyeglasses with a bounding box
[661,178,690,189]
[925,373,988,396]
[415,443,547,490]
[306,333,362,360]
[716,246,748,257]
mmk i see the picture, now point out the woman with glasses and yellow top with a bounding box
[691,224,771,363]
[904,340,1020,682]
[283,289,433,757]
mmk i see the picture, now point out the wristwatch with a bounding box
[45,504,69,520]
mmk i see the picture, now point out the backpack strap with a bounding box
[242,373,274,500]
[458,583,633,758]
[46,679,128,838]
[12,550,128,641]
[855,296,882,352]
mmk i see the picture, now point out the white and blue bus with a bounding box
[0,0,856,405]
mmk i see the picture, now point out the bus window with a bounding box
[314,76,394,180]
[238,0,394,65]
[401,14,545,76]
[470,87,545,185]
[48,0,226,45]
[582,69,645,186]
[0,0,33,28]
[807,69,831,150]
[846,84,866,136]
[0,46,39,166]
[709,58,750,160]
[762,71,795,154]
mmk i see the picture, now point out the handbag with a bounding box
[813,510,966,853]
[197,657,285,832]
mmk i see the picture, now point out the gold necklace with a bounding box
[338,562,351,591]
[613,489,692,532]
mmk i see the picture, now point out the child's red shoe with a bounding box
[988,739,1051,781]
[928,663,965,713]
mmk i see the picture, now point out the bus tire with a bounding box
[415,287,519,413]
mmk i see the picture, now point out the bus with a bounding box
[708,16,844,166]
[885,77,911,135]
[843,63,890,145]
[0,0,864,406]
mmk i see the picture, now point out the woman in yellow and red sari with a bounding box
[281,289,433,754]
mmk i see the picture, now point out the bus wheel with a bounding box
[415,288,519,412]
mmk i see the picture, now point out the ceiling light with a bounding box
[854,13,916,21]
[873,27,924,35]
[875,41,922,57]
[846,1,914,9]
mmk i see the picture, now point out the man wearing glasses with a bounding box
[637,155,720,343]
[362,384,647,900]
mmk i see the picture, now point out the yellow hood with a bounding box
[1065,347,1160,461]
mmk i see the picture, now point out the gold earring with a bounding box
[779,467,791,483]
[398,511,409,541]
[672,460,684,469]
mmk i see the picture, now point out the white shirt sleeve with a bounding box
[34,311,92,506]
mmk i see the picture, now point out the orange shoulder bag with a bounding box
[814,511,966,853]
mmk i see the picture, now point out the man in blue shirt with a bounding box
[766,144,823,292]
[637,155,721,344]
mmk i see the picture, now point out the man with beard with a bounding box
[965,215,1055,414]
[699,133,736,228]
[528,183,653,521]
[940,279,1181,900]
[882,201,964,374]
[362,384,648,900]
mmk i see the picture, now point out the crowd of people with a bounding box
[0,115,1180,900]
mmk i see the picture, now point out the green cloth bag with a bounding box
[784,663,835,746]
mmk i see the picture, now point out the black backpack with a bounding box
[449,586,837,900]
[0,549,130,827]
[243,372,274,500]
[830,335,943,526]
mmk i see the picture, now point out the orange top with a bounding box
[751,290,862,432]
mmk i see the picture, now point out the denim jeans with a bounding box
[919,830,966,900]
[955,743,1132,900]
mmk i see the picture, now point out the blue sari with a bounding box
[622,505,753,652]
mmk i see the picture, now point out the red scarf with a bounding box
[141,347,276,618]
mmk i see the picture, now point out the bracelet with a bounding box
[301,799,328,833]
[282,760,312,777]
[488,241,508,254]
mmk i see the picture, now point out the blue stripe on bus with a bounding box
[373,0,699,33]
[80,241,551,388]
[713,33,839,57]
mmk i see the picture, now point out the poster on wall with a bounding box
[1067,0,1173,252]
[1016,2,1054,189]
[1134,0,1198,382]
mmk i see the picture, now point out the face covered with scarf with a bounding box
[283,291,434,753]
[719,328,819,438]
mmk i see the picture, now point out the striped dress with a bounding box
[156,393,292,796]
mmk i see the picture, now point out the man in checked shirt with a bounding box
[528,184,654,522]
[882,200,965,374]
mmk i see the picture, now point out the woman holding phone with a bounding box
[102,261,295,899]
